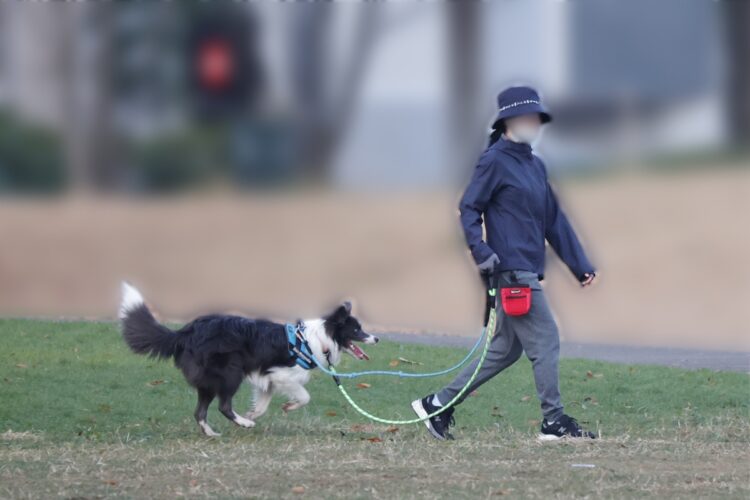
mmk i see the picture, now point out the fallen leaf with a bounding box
[397,357,423,365]
[15,364,27,369]
[325,410,337,417]
[586,370,594,378]
[102,480,118,486]
[520,395,531,402]
[364,436,382,443]
[492,489,513,496]
[388,360,400,367]
[469,390,479,397]
[385,426,399,433]
[291,486,305,494]
[356,383,371,389]
[147,380,164,386]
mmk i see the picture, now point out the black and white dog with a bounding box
[119,282,378,436]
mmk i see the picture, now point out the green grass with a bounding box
[1,318,748,498]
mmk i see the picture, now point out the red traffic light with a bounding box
[196,37,235,91]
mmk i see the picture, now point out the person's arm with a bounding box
[544,176,596,282]
[459,153,501,267]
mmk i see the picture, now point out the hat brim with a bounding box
[494,103,552,128]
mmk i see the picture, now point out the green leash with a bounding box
[328,285,499,425]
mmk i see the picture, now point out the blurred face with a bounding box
[505,113,543,145]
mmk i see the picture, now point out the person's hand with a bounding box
[580,271,597,287]
[478,253,500,275]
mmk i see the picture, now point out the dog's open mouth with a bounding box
[345,343,370,360]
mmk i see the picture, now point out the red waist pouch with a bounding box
[500,282,532,316]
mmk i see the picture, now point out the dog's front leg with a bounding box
[281,384,310,413]
[245,386,273,420]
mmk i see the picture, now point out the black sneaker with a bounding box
[539,414,597,441]
[411,395,456,440]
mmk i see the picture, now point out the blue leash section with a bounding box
[306,324,489,379]
[291,270,501,380]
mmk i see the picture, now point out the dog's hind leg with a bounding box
[217,375,255,428]
[195,388,221,437]
[245,386,273,420]
[280,384,310,413]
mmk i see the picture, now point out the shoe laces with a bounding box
[560,414,582,431]
[563,414,577,424]
[444,407,456,428]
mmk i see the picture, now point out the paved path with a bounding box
[378,333,750,373]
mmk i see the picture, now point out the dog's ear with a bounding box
[328,302,351,325]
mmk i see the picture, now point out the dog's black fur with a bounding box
[120,285,374,435]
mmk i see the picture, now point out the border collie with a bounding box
[118,282,378,436]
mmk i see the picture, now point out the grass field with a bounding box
[1,318,748,498]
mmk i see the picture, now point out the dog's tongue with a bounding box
[350,343,369,360]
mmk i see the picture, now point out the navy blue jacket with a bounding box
[459,136,596,282]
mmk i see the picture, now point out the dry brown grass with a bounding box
[2,423,748,499]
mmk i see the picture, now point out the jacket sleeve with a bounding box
[458,153,500,265]
[544,177,596,281]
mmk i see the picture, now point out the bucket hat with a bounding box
[492,86,552,132]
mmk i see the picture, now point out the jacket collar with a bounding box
[494,135,533,158]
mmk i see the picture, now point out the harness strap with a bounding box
[286,322,316,370]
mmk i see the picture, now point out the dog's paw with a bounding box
[281,401,299,413]
[244,410,263,420]
[234,415,256,428]
[199,421,221,437]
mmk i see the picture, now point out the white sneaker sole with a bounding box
[537,433,564,441]
[538,433,596,441]
[411,399,446,441]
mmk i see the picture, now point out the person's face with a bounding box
[507,113,542,129]
[505,113,543,145]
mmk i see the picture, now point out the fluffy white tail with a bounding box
[119,281,144,320]
[119,281,180,359]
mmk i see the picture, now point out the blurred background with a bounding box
[0,1,747,351]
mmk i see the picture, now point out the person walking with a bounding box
[411,86,598,441]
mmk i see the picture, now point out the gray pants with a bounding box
[435,270,564,422]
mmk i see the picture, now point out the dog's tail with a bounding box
[119,282,182,359]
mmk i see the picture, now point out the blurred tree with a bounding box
[289,3,381,181]
[723,0,750,147]
[61,2,116,190]
[447,2,483,177]
[0,110,65,193]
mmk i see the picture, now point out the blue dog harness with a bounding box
[285,322,317,370]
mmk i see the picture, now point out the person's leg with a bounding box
[434,304,523,407]
[512,281,564,423]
